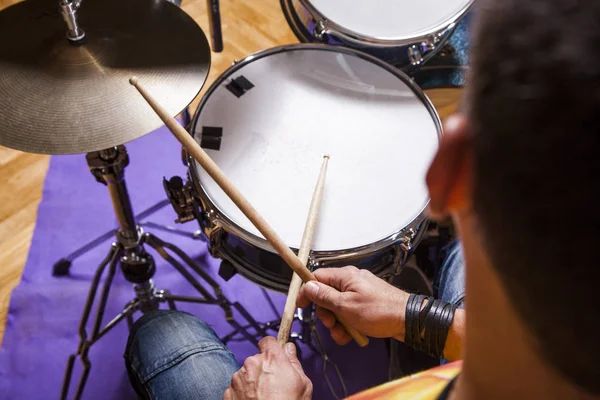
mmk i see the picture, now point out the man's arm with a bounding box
[297,267,465,361]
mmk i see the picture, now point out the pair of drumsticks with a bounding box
[129,77,369,347]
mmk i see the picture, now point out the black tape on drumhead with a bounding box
[200,126,223,151]
[226,76,254,98]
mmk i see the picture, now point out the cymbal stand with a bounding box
[52,109,199,277]
[60,145,268,400]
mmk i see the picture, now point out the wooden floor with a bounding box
[0,0,460,343]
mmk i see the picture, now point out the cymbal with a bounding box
[0,0,210,155]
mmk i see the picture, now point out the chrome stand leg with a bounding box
[60,243,121,400]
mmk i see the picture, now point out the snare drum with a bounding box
[188,45,441,293]
[281,0,473,68]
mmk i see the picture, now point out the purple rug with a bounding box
[0,127,388,399]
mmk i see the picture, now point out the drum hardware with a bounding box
[206,0,224,52]
[59,0,84,42]
[161,175,239,282]
[59,145,269,400]
[163,176,200,224]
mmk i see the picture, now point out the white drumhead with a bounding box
[306,0,472,41]
[194,47,439,251]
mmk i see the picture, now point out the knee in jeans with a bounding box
[124,310,227,378]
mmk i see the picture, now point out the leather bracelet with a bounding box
[436,303,450,356]
[427,300,444,357]
[434,302,450,357]
[414,295,431,349]
[438,303,457,358]
[404,295,456,359]
[405,294,416,347]
[405,294,426,348]
[410,295,426,348]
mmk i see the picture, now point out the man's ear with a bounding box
[426,114,473,219]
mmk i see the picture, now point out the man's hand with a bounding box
[297,267,409,345]
[223,336,312,400]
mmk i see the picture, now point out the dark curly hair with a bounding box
[468,0,600,394]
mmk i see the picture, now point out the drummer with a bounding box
[124,0,600,398]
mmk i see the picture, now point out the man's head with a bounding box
[426,0,599,394]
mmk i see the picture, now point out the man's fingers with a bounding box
[296,266,359,309]
[258,336,281,353]
[227,371,245,400]
[296,285,312,309]
[313,266,359,290]
[330,324,352,345]
[301,281,344,311]
[258,336,289,365]
[223,387,234,400]
[315,306,336,329]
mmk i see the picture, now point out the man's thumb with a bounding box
[304,281,342,310]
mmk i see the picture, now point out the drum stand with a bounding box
[60,145,268,400]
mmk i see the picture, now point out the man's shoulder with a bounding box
[345,361,463,400]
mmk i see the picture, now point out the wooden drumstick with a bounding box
[277,156,327,346]
[130,77,369,347]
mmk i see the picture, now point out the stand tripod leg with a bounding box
[76,299,139,400]
[161,289,177,310]
[144,233,221,292]
[143,233,216,301]
[74,243,121,400]
[60,243,120,400]
[96,299,139,343]
[261,287,281,319]
[53,200,172,276]
[144,233,268,345]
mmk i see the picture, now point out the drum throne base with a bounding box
[59,144,269,400]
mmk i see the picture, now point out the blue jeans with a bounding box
[124,241,466,399]
[435,240,466,308]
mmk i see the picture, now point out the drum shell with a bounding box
[194,208,426,293]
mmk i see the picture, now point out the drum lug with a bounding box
[401,228,417,253]
[307,257,320,271]
[409,23,458,67]
[313,20,327,41]
[395,228,417,266]
[162,175,198,224]
[382,228,418,281]
[208,225,225,258]
[408,41,435,67]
